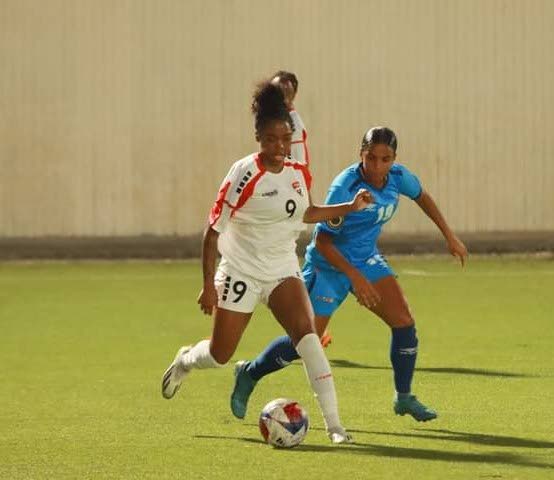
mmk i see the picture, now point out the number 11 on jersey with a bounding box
[375,204,394,224]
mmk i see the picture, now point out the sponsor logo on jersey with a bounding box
[326,216,344,229]
[261,189,278,197]
[315,295,335,304]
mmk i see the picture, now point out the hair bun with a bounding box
[251,81,293,134]
[252,83,286,116]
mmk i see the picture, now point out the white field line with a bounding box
[400,269,554,277]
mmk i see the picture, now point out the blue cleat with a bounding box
[230,361,258,419]
[394,395,437,422]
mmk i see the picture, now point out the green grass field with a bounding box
[1,256,553,479]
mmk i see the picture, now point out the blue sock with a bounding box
[390,325,418,395]
[246,335,300,381]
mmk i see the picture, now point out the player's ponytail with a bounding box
[251,81,294,135]
[361,127,398,153]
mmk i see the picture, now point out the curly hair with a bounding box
[251,81,294,135]
[272,70,299,93]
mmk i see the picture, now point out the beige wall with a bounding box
[1,0,553,237]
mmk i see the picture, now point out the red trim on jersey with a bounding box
[302,129,310,166]
[254,153,266,172]
[209,181,231,227]
[284,161,312,191]
[290,130,309,166]
[231,154,266,217]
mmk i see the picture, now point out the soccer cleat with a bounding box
[320,331,333,348]
[327,426,354,444]
[161,345,191,399]
[230,360,257,419]
[394,394,437,422]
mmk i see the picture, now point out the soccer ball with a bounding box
[258,398,309,448]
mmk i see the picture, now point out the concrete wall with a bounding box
[1,0,553,238]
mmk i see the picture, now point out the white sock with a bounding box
[295,333,341,431]
[181,340,224,370]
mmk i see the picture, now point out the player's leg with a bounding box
[230,313,332,419]
[239,313,331,382]
[162,267,257,399]
[230,264,346,419]
[162,307,252,399]
[267,276,352,444]
[363,259,436,421]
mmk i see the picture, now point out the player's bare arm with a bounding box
[315,231,381,308]
[197,226,219,315]
[303,189,373,224]
[414,190,468,266]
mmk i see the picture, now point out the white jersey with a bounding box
[209,153,312,282]
[289,110,310,166]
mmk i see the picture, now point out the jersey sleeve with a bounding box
[395,164,423,200]
[314,183,351,236]
[208,162,257,233]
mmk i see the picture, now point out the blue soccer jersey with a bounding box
[305,162,422,269]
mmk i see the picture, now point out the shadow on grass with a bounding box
[195,434,266,445]
[328,359,533,378]
[406,428,554,448]
[243,424,554,449]
[193,435,553,469]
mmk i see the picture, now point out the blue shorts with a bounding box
[302,254,395,317]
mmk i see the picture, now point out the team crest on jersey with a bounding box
[326,216,344,229]
[292,180,303,196]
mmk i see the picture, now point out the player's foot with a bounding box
[320,331,333,348]
[327,426,354,444]
[161,346,191,399]
[230,360,257,419]
[394,394,437,422]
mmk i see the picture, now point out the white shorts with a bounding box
[214,264,303,313]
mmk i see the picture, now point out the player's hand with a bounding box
[350,189,373,212]
[349,270,381,309]
[447,235,468,267]
[197,284,218,315]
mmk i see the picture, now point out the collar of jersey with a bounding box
[357,162,389,192]
[256,153,298,174]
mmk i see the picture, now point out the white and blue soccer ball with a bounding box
[258,398,309,448]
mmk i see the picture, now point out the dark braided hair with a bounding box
[272,70,299,93]
[361,126,398,153]
[251,81,294,135]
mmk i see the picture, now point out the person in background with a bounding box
[271,70,333,348]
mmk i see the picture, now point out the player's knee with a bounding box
[314,318,329,338]
[289,319,315,345]
[392,313,414,328]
